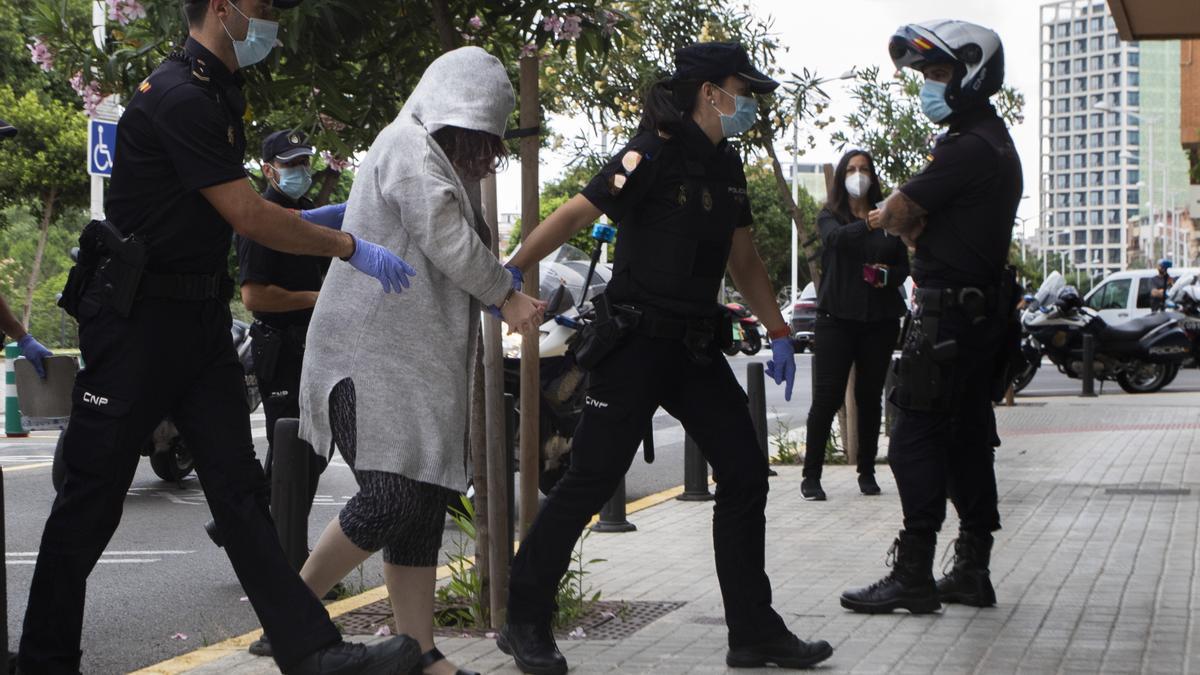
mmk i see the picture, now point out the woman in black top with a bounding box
[802,150,909,500]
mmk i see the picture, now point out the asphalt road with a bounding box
[3,354,1198,672]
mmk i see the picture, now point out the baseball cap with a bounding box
[672,42,779,94]
[262,130,315,163]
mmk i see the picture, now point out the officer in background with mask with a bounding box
[1150,258,1173,312]
[841,20,1022,617]
[498,43,832,674]
[203,130,342,552]
[18,1,421,673]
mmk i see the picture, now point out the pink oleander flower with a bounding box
[520,42,538,59]
[559,15,582,41]
[107,0,147,26]
[542,14,563,37]
[600,9,619,36]
[27,37,55,72]
[321,151,352,173]
[319,113,347,132]
[468,15,483,30]
[70,71,104,117]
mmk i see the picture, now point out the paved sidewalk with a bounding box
[152,391,1200,674]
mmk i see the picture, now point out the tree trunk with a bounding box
[429,0,460,52]
[23,186,58,328]
[469,328,490,623]
[312,168,340,206]
[764,140,822,288]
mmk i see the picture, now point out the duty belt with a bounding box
[621,304,722,365]
[914,285,999,324]
[138,270,232,301]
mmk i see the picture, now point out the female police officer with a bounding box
[497,43,833,674]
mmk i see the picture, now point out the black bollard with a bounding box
[504,393,517,556]
[271,418,311,572]
[677,433,714,501]
[592,476,636,533]
[746,362,777,477]
[1081,333,1097,398]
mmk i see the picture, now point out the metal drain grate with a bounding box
[1105,487,1191,496]
[336,599,686,642]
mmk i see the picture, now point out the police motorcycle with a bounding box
[1164,273,1200,379]
[501,224,640,494]
[51,241,259,490]
[1017,272,1189,394]
[721,302,763,356]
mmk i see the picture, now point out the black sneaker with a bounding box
[858,474,882,496]
[285,636,421,675]
[497,622,567,675]
[727,633,834,669]
[248,635,273,657]
[800,477,826,501]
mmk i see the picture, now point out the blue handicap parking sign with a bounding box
[88,119,117,177]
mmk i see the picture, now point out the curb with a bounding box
[132,480,696,674]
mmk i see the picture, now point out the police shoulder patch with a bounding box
[137,79,151,93]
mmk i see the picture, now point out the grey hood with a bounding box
[399,46,514,137]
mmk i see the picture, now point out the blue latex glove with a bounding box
[505,264,523,292]
[300,203,347,230]
[347,236,417,293]
[18,334,52,379]
[765,336,796,401]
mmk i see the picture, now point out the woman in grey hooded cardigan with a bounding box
[287,47,544,675]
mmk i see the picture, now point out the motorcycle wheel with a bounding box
[1160,362,1180,388]
[149,436,196,482]
[741,329,763,356]
[722,344,742,357]
[52,433,66,493]
[1116,362,1171,394]
[1011,361,1040,394]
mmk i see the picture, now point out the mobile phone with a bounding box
[862,264,888,286]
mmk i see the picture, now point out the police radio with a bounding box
[578,223,617,311]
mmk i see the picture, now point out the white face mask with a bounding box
[845,172,872,199]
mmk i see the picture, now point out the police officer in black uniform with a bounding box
[18,2,419,673]
[205,130,338,549]
[1150,258,1173,312]
[840,20,1023,616]
[497,43,833,674]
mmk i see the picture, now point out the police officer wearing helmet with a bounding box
[20,1,422,673]
[841,20,1023,615]
[1150,258,1173,312]
[498,43,833,673]
[203,130,343,548]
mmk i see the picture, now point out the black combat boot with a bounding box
[840,531,941,614]
[936,531,996,607]
[497,622,567,675]
[726,632,834,669]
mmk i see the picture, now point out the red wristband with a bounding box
[767,326,792,340]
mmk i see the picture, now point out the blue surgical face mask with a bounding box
[710,84,757,138]
[920,80,953,124]
[273,165,312,200]
[221,1,279,69]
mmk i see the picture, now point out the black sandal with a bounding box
[409,647,479,675]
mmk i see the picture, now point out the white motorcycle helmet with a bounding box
[889,20,1005,113]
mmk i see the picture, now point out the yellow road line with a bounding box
[135,480,693,674]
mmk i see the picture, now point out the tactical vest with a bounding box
[608,135,743,317]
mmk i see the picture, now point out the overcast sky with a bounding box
[495,0,1045,237]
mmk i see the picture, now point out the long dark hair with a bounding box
[825,150,885,224]
[637,77,700,135]
[432,125,508,182]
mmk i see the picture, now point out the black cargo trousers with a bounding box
[507,332,791,649]
[19,298,340,674]
[887,296,1005,537]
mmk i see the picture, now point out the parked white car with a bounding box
[1083,267,1199,324]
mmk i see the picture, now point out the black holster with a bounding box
[59,220,146,319]
[250,322,284,386]
[571,294,637,371]
[889,289,960,413]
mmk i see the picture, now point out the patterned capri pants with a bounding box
[329,378,458,566]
